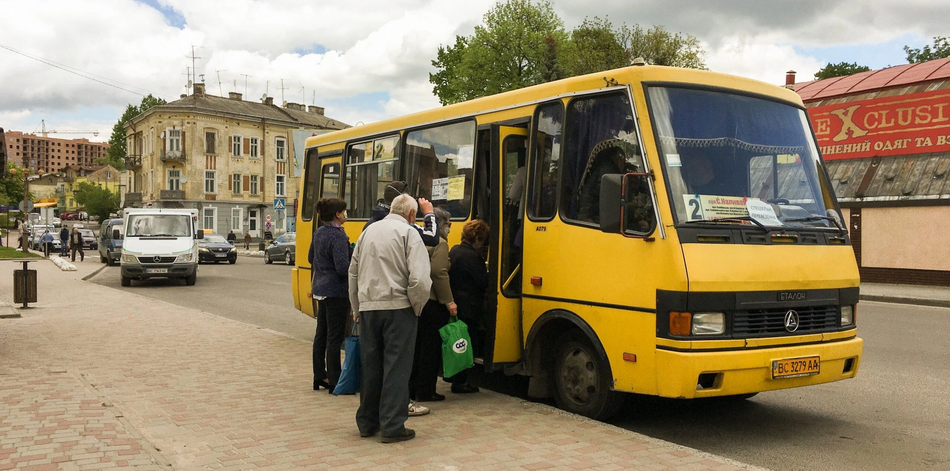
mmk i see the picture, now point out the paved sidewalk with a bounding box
[859,282,950,308]
[0,260,761,471]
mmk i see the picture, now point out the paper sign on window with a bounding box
[745,199,783,226]
[447,175,466,201]
[432,177,449,200]
[682,195,759,221]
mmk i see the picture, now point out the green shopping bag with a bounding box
[439,317,474,378]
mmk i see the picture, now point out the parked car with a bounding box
[29,226,62,251]
[197,233,237,264]
[264,232,296,265]
[79,229,98,249]
[99,218,123,266]
[52,217,62,228]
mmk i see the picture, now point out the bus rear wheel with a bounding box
[553,333,624,421]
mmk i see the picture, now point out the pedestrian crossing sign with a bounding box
[274,198,285,210]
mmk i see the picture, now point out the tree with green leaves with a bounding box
[561,17,628,77]
[0,163,29,206]
[905,36,950,64]
[73,181,119,223]
[430,0,568,105]
[619,24,706,69]
[103,94,167,170]
[814,61,871,80]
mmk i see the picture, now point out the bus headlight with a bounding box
[121,253,139,264]
[176,252,194,263]
[691,312,725,335]
[841,305,854,326]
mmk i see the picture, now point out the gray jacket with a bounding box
[348,214,432,317]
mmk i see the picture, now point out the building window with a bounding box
[232,173,242,194]
[249,175,259,195]
[275,138,286,161]
[205,170,216,193]
[203,207,216,232]
[232,135,242,156]
[231,207,243,232]
[167,169,181,191]
[275,174,286,197]
[205,131,216,154]
[249,137,259,158]
[167,129,182,153]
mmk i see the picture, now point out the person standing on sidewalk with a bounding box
[308,198,351,393]
[410,207,456,402]
[59,226,69,256]
[40,229,54,257]
[445,219,491,394]
[69,226,84,262]
[227,230,236,244]
[243,231,251,250]
[348,193,432,443]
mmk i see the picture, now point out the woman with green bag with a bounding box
[446,219,490,394]
[409,208,456,402]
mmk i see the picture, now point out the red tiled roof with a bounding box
[794,57,950,101]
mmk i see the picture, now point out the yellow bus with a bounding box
[291,64,862,420]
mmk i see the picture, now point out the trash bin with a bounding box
[259,241,265,251]
[14,261,37,308]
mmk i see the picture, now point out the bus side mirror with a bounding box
[112,229,121,240]
[600,173,656,236]
[196,230,204,239]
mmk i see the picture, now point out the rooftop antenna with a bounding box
[186,46,201,91]
[216,69,227,96]
[298,83,305,103]
[312,90,315,105]
[278,79,289,104]
[240,73,252,97]
[182,67,192,94]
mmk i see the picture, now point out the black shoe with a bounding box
[359,426,379,438]
[313,380,330,391]
[381,428,415,443]
[414,392,445,402]
[451,383,479,394]
[327,384,337,395]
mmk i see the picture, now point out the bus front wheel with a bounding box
[552,332,624,421]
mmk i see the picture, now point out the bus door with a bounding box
[487,125,528,365]
[295,151,342,317]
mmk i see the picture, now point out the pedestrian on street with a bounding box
[69,227,85,262]
[59,226,69,256]
[243,231,251,250]
[227,230,236,244]
[308,198,351,393]
[40,229,54,257]
[445,219,491,394]
[410,207,456,403]
[349,193,432,443]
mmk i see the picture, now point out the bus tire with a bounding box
[120,276,131,287]
[552,332,624,421]
[185,273,197,286]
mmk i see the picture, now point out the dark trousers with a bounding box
[60,240,68,256]
[71,245,84,262]
[409,300,449,399]
[312,297,349,388]
[42,242,51,257]
[356,307,418,438]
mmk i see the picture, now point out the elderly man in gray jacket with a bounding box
[349,193,433,443]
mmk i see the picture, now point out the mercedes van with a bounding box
[99,218,124,266]
[119,208,203,286]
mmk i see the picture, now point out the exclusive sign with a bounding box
[807,89,950,160]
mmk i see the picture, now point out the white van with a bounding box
[119,208,203,286]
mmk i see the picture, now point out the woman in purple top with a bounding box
[308,198,351,392]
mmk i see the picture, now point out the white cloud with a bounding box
[707,36,825,86]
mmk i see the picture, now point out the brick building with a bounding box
[792,57,950,285]
[2,131,108,173]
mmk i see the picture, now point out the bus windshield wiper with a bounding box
[784,215,845,234]
[684,217,770,232]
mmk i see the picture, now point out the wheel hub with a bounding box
[560,347,597,405]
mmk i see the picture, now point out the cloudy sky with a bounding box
[0,0,947,143]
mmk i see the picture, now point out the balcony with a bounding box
[160,190,185,200]
[55,188,66,197]
[124,192,143,204]
[160,149,186,163]
[125,154,142,168]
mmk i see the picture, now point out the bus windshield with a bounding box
[127,215,192,237]
[648,86,837,230]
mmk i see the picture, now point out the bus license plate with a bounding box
[772,356,820,379]
[146,268,168,274]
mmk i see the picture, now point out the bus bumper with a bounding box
[653,337,863,399]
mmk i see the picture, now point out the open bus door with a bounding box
[293,151,342,317]
[485,124,529,368]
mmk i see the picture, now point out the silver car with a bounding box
[264,233,296,265]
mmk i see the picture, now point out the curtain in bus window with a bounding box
[405,121,476,219]
[528,103,563,220]
[561,92,641,225]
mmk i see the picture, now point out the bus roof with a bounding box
[305,64,802,149]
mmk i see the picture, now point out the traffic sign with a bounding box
[18,199,33,213]
[274,198,285,211]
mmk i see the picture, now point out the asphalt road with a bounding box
[89,263,950,471]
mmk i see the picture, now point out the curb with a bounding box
[860,294,950,309]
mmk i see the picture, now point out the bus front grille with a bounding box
[733,306,838,337]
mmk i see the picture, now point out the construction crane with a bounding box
[38,119,99,138]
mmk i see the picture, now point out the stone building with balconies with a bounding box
[123,83,348,238]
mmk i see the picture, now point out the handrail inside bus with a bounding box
[502,263,522,291]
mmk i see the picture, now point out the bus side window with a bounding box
[343,136,400,219]
[528,102,563,220]
[300,148,321,221]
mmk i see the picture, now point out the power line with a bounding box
[0,43,154,98]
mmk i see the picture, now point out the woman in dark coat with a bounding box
[446,219,490,394]
[308,198,351,392]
